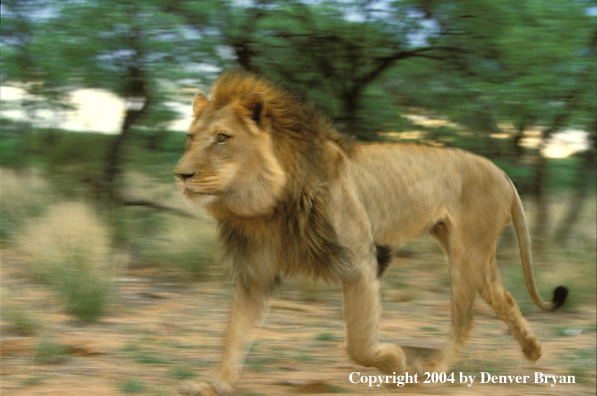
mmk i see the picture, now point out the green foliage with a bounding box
[134,350,172,365]
[20,375,47,387]
[35,335,69,364]
[3,0,595,140]
[169,367,197,380]
[2,0,595,256]
[119,379,148,394]
[492,159,534,194]
[2,298,44,335]
[0,119,33,168]
[548,156,597,191]
[49,254,116,322]
[315,332,341,342]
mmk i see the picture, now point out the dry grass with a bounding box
[121,170,219,279]
[1,288,45,335]
[0,168,51,239]
[15,202,121,322]
[135,212,218,280]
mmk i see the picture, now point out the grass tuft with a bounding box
[35,335,69,364]
[16,202,121,322]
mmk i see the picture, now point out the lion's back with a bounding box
[346,143,515,244]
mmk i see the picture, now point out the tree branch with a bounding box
[123,199,197,218]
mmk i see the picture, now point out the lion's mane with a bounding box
[210,70,353,284]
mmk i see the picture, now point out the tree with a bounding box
[253,0,490,137]
[1,0,74,168]
[2,0,215,204]
[491,3,595,244]
[554,28,597,243]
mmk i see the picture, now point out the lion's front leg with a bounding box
[342,261,406,374]
[182,280,270,396]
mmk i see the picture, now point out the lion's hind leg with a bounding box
[414,227,485,375]
[479,258,542,361]
[414,258,479,374]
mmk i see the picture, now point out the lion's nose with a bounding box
[175,172,195,181]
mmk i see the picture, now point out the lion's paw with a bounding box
[522,339,542,362]
[376,343,407,374]
[412,356,449,377]
[179,381,231,396]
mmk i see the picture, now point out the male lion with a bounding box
[174,70,567,395]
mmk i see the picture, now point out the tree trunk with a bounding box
[102,29,150,203]
[341,86,365,139]
[554,129,596,243]
[532,146,549,248]
[103,94,150,202]
[233,40,259,73]
[530,83,584,248]
[531,111,571,249]
[513,116,535,159]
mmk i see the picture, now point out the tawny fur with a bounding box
[174,70,566,396]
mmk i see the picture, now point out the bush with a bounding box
[16,202,120,322]
[136,214,217,280]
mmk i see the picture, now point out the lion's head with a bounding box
[175,70,347,220]
[174,72,287,218]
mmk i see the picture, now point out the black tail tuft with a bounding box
[552,286,568,311]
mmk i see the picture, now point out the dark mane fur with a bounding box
[211,70,354,283]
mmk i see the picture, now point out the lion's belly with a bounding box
[361,183,446,247]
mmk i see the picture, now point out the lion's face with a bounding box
[174,93,287,218]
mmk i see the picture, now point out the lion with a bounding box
[174,70,567,395]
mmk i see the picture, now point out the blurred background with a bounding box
[1,1,596,395]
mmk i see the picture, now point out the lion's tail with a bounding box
[510,182,568,312]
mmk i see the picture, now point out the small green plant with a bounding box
[294,351,316,362]
[564,349,596,384]
[20,374,47,387]
[35,335,68,364]
[169,367,196,380]
[119,378,147,394]
[315,332,341,342]
[4,305,44,335]
[420,326,441,333]
[246,356,279,372]
[16,202,120,322]
[134,350,171,365]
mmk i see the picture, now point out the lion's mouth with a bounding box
[184,187,222,197]
[177,180,222,203]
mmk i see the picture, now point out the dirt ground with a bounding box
[1,247,595,396]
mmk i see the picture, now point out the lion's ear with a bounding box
[192,93,210,117]
[240,92,268,128]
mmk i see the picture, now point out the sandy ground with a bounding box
[1,248,595,396]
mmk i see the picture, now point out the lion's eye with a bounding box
[186,134,193,142]
[216,133,230,143]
